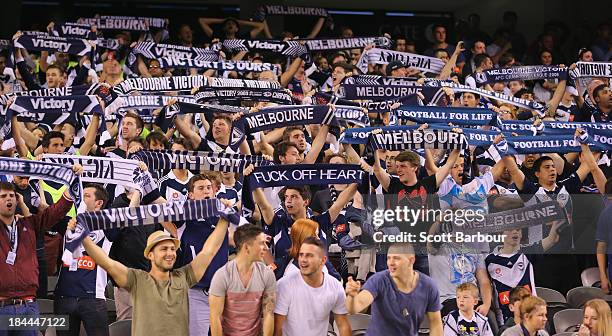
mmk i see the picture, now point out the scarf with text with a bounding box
[253,5,328,21]
[78,16,168,31]
[14,35,92,56]
[128,42,219,66]
[0,83,105,105]
[241,104,335,133]
[249,164,363,188]
[131,150,273,173]
[52,22,97,40]
[339,83,440,102]
[0,156,82,208]
[222,39,308,57]
[42,154,140,189]
[158,58,281,74]
[194,87,293,105]
[424,80,547,113]
[367,128,469,151]
[109,95,196,114]
[496,120,612,135]
[571,62,612,78]
[112,76,281,95]
[475,65,568,84]
[395,105,496,126]
[297,37,391,51]
[357,48,445,74]
[315,91,420,113]
[8,95,102,125]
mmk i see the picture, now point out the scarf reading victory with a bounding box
[113,76,281,95]
[9,95,102,125]
[425,80,547,113]
[131,150,273,173]
[474,65,568,84]
[0,157,82,207]
[315,91,420,113]
[356,48,445,74]
[64,198,237,260]
[159,58,281,75]
[242,105,335,133]
[367,128,469,151]
[457,201,567,235]
[297,37,392,51]
[14,35,92,56]
[42,154,140,189]
[222,40,308,57]
[194,87,293,105]
[78,16,167,31]
[52,22,97,40]
[252,5,328,21]
[249,164,363,188]
[571,62,612,78]
[0,83,104,105]
[128,42,219,66]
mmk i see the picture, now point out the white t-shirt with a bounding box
[275,272,347,336]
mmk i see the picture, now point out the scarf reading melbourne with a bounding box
[63,198,237,262]
[52,22,96,40]
[222,40,308,57]
[571,62,612,78]
[14,35,92,56]
[367,128,469,151]
[475,65,568,84]
[9,95,102,125]
[340,83,440,101]
[113,76,281,95]
[457,201,567,235]
[78,16,167,31]
[110,95,196,113]
[128,42,219,66]
[131,150,273,173]
[194,87,293,105]
[315,91,420,113]
[42,154,139,189]
[253,5,328,21]
[249,164,363,188]
[0,83,103,105]
[0,157,82,207]
[242,105,335,133]
[425,80,547,113]
[158,58,281,74]
[357,48,445,74]
[297,37,392,51]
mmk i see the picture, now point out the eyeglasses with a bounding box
[149,65,160,69]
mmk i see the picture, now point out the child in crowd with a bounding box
[443,283,494,336]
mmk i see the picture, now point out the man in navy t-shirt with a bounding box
[345,243,443,336]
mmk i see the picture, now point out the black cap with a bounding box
[386,61,405,76]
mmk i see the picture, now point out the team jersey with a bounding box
[215,182,241,206]
[55,230,111,299]
[438,172,495,213]
[158,170,193,204]
[485,244,541,321]
[443,310,493,336]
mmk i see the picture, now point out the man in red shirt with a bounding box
[0,166,79,336]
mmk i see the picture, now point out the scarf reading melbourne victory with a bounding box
[570,62,612,78]
[14,34,92,56]
[131,150,273,173]
[128,42,219,66]
[78,16,167,31]
[253,5,328,21]
[52,22,97,40]
[367,128,469,151]
[194,86,293,105]
[242,105,336,133]
[474,65,568,84]
[159,58,281,74]
[356,48,445,74]
[297,37,392,51]
[0,157,82,207]
[64,198,238,261]
[222,40,308,57]
[0,83,104,105]
[249,164,363,188]
[42,154,140,189]
[315,91,420,113]
[113,76,281,95]
[8,95,102,125]
[425,80,547,113]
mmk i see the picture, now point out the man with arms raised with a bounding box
[345,243,443,336]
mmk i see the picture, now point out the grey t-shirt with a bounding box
[362,270,442,336]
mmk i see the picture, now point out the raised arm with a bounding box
[501,148,526,190]
[372,149,391,191]
[328,183,358,223]
[345,277,374,314]
[303,124,329,164]
[198,18,223,38]
[435,149,460,186]
[280,57,303,88]
[11,115,30,158]
[252,187,274,225]
[174,114,203,149]
[546,79,567,118]
[305,17,325,39]
[79,113,100,156]
[437,41,464,80]
[577,141,606,193]
[191,217,229,281]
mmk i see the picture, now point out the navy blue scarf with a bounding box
[14,34,92,56]
[367,128,469,151]
[194,87,293,105]
[475,65,568,84]
[298,37,391,51]
[241,105,336,133]
[52,22,97,40]
[222,40,308,57]
[249,164,364,188]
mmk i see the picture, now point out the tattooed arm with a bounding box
[262,290,276,336]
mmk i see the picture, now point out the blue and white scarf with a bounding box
[475,65,567,84]
[14,34,92,56]
[51,22,97,40]
[222,39,308,57]
[241,105,335,133]
[356,48,445,74]
[298,37,391,51]
[130,150,273,173]
[367,128,469,151]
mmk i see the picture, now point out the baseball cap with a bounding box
[143,231,180,258]
[386,61,405,76]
